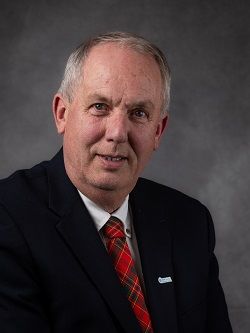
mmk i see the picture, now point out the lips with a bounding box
[102,156,125,161]
[97,154,127,169]
[98,154,127,161]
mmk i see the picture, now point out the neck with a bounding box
[63,157,134,213]
[67,174,130,213]
[78,187,127,213]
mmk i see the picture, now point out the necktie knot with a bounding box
[103,217,125,239]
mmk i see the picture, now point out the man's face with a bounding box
[54,43,168,199]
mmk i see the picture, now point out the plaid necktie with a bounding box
[102,216,153,333]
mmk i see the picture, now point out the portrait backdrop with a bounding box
[1,1,249,331]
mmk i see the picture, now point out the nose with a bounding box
[105,111,128,144]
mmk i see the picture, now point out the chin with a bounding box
[95,184,117,191]
[89,177,122,192]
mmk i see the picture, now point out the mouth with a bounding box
[98,154,127,161]
[102,156,126,162]
[97,154,127,169]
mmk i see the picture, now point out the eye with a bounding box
[90,103,109,115]
[131,109,148,121]
[93,103,108,111]
[134,110,146,117]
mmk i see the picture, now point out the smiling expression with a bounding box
[53,43,168,207]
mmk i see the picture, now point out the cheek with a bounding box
[132,132,155,161]
[84,124,104,148]
[69,116,103,145]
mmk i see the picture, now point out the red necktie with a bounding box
[102,216,153,333]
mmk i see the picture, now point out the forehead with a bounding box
[84,42,159,67]
[82,43,162,89]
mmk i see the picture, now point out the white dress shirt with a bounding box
[77,190,145,290]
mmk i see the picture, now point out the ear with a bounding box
[154,113,169,150]
[52,93,70,134]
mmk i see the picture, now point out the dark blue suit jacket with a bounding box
[0,150,232,332]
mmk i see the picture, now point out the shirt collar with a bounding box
[77,190,131,238]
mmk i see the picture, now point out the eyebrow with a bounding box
[87,93,155,109]
[86,93,111,103]
[125,100,155,110]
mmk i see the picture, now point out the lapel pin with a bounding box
[158,276,172,284]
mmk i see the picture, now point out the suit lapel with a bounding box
[130,181,179,333]
[46,150,142,333]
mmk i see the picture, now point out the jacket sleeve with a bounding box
[0,204,51,332]
[205,207,233,332]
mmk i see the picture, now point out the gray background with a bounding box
[1,0,249,331]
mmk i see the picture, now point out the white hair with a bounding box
[58,31,171,114]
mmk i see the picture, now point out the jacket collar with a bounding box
[46,149,178,333]
[46,148,78,217]
[46,149,142,333]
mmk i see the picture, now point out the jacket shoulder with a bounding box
[136,177,206,210]
[0,159,49,206]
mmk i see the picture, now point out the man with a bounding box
[0,32,232,332]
